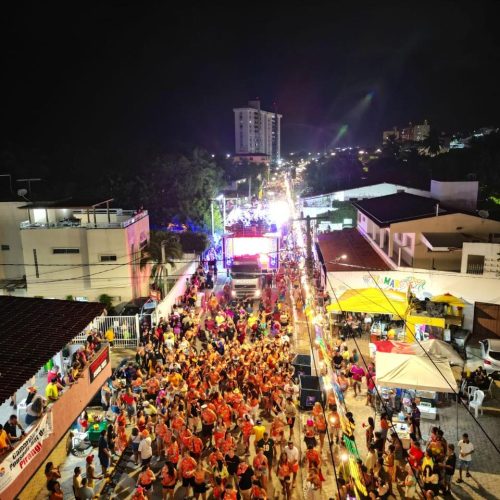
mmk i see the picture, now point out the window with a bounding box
[100,255,117,262]
[1,244,9,251]
[467,254,485,275]
[53,248,80,254]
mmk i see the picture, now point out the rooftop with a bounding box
[317,229,392,272]
[18,197,115,209]
[421,232,486,251]
[0,296,104,404]
[352,192,452,226]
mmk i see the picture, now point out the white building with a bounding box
[1,198,151,304]
[233,99,281,163]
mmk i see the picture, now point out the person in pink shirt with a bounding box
[47,365,60,384]
[350,361,365,397]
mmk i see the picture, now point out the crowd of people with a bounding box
[62,257,336,500]
[37,238,484,500]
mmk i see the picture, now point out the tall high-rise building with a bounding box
[233,99,282,163]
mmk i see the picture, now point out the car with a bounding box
[120,297,157,316]
[479,339,500,373]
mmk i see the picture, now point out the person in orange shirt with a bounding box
[277,452,292,500]
[213,419,227,449]
[305,444,321,470]
[155,417,169,458]
[253,448,269,489]
[179,449,197,496]
[161,461,177,500]
[201,404,217,447]
[239,415,254,454]
[137,463,156,498]
[165,437,179,468]
[179,425,194,453]
[314,412,327,452]
[191,435,203,460]
[193,461,211,500]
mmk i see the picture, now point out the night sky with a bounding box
[2,2,500,154]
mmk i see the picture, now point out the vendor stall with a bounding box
[375,352,458,421]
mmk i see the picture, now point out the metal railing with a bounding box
[19,210,148,230]
[71,315,141,348]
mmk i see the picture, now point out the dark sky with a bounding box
[2,1,500,155]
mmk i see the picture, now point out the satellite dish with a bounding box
[478,210,489,219]
[17,188,28,197]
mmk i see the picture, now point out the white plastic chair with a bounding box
[17,398,27,419]
[467,386,479,402]
[469,390,485,418]
[485,378,495,399]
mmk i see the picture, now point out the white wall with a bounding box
[0,202,28,280]
[461,242,500,276]
[301,183,431,208]
[327,269,500,331]
[20,214,150,303]
[156,258,198,319]
[430,180,479,211]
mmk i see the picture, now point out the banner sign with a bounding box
[0,413,52,493]
[89,346,110,382]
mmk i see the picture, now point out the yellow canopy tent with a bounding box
[326,288,409,318]
[429,294,465,307]
[404,314,446,342]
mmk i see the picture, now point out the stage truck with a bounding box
[223,232,280,299]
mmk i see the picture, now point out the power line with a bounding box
[327,271,500,456]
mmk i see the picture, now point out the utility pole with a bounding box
[293,214,328,286]
[248,176,252,199]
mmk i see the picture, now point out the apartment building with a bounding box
[233,99,281,163]
[0,197,150,303]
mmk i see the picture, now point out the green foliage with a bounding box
[98,293,113,310]
[65,295,74,301]
[304,154,364,195]
[178,231,209,253]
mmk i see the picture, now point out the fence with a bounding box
[71,315,141,348]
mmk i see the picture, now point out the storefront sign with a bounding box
[89,346,110,382]
[0,414,52,493]
[363,274,426,293]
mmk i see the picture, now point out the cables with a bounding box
[323,272,428,497]
[326,270,500,456]
[366,270,500,456]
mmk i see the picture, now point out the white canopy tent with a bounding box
[376,352,458,393]
[410,339,464,366]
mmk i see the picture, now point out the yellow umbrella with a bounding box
[430,294,465,307]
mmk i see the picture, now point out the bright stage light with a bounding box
[269,200,291,226]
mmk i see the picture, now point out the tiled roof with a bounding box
[352,192,451,226]
[317,229,391,272]
[0,297,104,404]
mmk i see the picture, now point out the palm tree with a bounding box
[140,230,183,298]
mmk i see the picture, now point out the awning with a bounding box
[430,293,465,308]
[410,339,464,366]
[376,352,458,393]
[327,288,408,318]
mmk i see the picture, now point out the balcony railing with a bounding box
[20,210,148,230]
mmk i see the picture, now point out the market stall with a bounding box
[375,352,458,422]
[326,288,409,341]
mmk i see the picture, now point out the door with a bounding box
[473,302,500,339]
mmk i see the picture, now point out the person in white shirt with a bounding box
[284,441,299,484]
[457,433,474,482]
[138,430,153,466]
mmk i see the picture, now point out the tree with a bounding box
[421,128,441,156]
[140,231,184,297]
